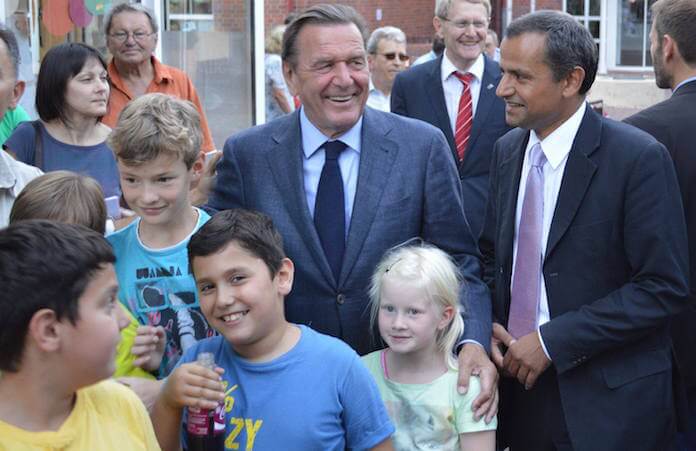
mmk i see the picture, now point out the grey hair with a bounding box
[105,3,159,35]
[367,26,407,54]
[435,0,492,19]
[0,24,20,79]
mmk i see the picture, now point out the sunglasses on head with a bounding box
[379,52,410,62]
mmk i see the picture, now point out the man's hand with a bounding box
[457,343,499,423]
[502,331,551,390]
[491,322,511,373]
[117,377,164,414]
[160,362,225,411]
[131,325,166,372]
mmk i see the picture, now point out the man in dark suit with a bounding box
[624,0,696,448]
[208,4,497,422]
[481,11,689,450]
[391,0,510,238]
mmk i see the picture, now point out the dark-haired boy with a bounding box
[152,209,394,451]
[0,220,160,450]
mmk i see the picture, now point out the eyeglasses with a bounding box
[440,18,488,30]
[109,30,154,43]
[379,52,410,62]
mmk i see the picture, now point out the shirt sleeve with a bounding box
[453,375,497,434]
[341,354,395,450]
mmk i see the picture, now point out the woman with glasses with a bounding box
[100,3,216,152]
[4,43,121,199]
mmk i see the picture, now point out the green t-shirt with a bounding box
[0,106,30,146]
[362,350,497,451]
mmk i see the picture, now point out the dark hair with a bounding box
[188,209,286,277]
[652,0,696,65]
[0,24,20,78]
[506,10,597,95]
[35,42,108,123]
[0,220,115,372]
[282,3,367,67]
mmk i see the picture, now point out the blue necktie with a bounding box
[314,140,347,281]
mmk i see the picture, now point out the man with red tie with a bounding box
[391,0,510,238]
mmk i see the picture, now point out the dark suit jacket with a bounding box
[391,55,511,237]
[625,80,696,387]
[480,107,689,450]
[208,107,491,355]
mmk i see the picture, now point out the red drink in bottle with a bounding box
[186,352,225,451]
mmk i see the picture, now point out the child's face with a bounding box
[192,241,293,358]
[59,263,128,386]
[378,276,453,357]
[118,152,203,228]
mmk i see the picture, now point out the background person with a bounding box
[101,3,215,152]
[366,26,410,112]
[265,25,294,121]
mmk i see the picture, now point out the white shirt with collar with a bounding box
[0,149,42,228]
[441,52,485,133]
[511,101,587,359]
[300,107,362,237]
[366,79,391,112]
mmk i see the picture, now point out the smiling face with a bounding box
[118,152,202,228]
[497,32,575,140]
[435,0,489,71]
[377,276,453,358]
[107,11,157,67]
[64,57,109,120]
[283,23,369,139]
[193,241,293,359]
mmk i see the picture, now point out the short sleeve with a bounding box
[453,376,497,434]
[340,354,395,450]
[4,121,37,164]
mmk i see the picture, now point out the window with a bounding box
[616,0,655,67]
[565,0,601,47]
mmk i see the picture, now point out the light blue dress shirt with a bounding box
[300,107,362,237]
[674,75,696,93]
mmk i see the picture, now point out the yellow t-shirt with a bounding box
[114,305,156,379]
[0,380,161,451]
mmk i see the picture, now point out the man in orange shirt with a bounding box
[102,3,215,152]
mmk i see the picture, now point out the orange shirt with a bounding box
[104,56,215,151]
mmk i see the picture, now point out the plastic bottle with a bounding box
[186,352,225,451]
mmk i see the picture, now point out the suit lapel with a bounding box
[266,112,336,285]
[498,132,528,276]
[464,57,499,162]
[545,107,601,259]
[340,109,399,285]
[424,57,457,158]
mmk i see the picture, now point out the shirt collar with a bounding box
[151,56,174,84]
[0,151,18,192]
[441,52,484,84]
[673,76,696,94]
[369,78,386,97]
[300,107,363,158]
[528,101,587,170]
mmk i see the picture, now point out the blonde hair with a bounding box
[266,25,286,54]
[109,93,202,169]
[369,243,465,369]
[9,171,107,234]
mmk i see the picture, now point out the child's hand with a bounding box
[160,362,225,411]
[131,325,166,372]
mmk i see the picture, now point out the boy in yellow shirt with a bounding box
[0,220,161,450]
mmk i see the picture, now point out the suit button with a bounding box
[336,294,345,305]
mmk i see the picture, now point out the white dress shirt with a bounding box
[300,107,362,237]
[0,149,42,228]
[366,79,391,112]
[440,53,485,133]
[511,102,587,359]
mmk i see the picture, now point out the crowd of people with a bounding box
[0,0,695,450]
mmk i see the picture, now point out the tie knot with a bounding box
[453,71,474,85]
[324,140,347,160]
[530,143,546,168]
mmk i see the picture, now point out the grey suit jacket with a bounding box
[208,107,491,355]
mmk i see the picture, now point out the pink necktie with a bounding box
[509,143,546,339]
[453,72,474,162]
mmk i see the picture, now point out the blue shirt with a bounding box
[300,107,362,237]
[5,121,120,198]
[107,208,214,375]
[179,325,394,450]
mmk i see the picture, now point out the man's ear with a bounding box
[283,60,298,97]
[367,53,376,71]
[27,308,62,353]
[433,16,443,36]
[9,79,25,110]
[562,66,586,98]
[662,33,676,62]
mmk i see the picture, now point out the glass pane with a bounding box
[161,3,253,148]
[168,0,212,15]
[589,0,600,16]
[589,20,600,39]
[566,0,583,16]
[617,0,646,66]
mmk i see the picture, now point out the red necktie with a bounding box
[453,72,474,162]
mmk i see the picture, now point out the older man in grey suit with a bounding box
[208,3,497,421]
